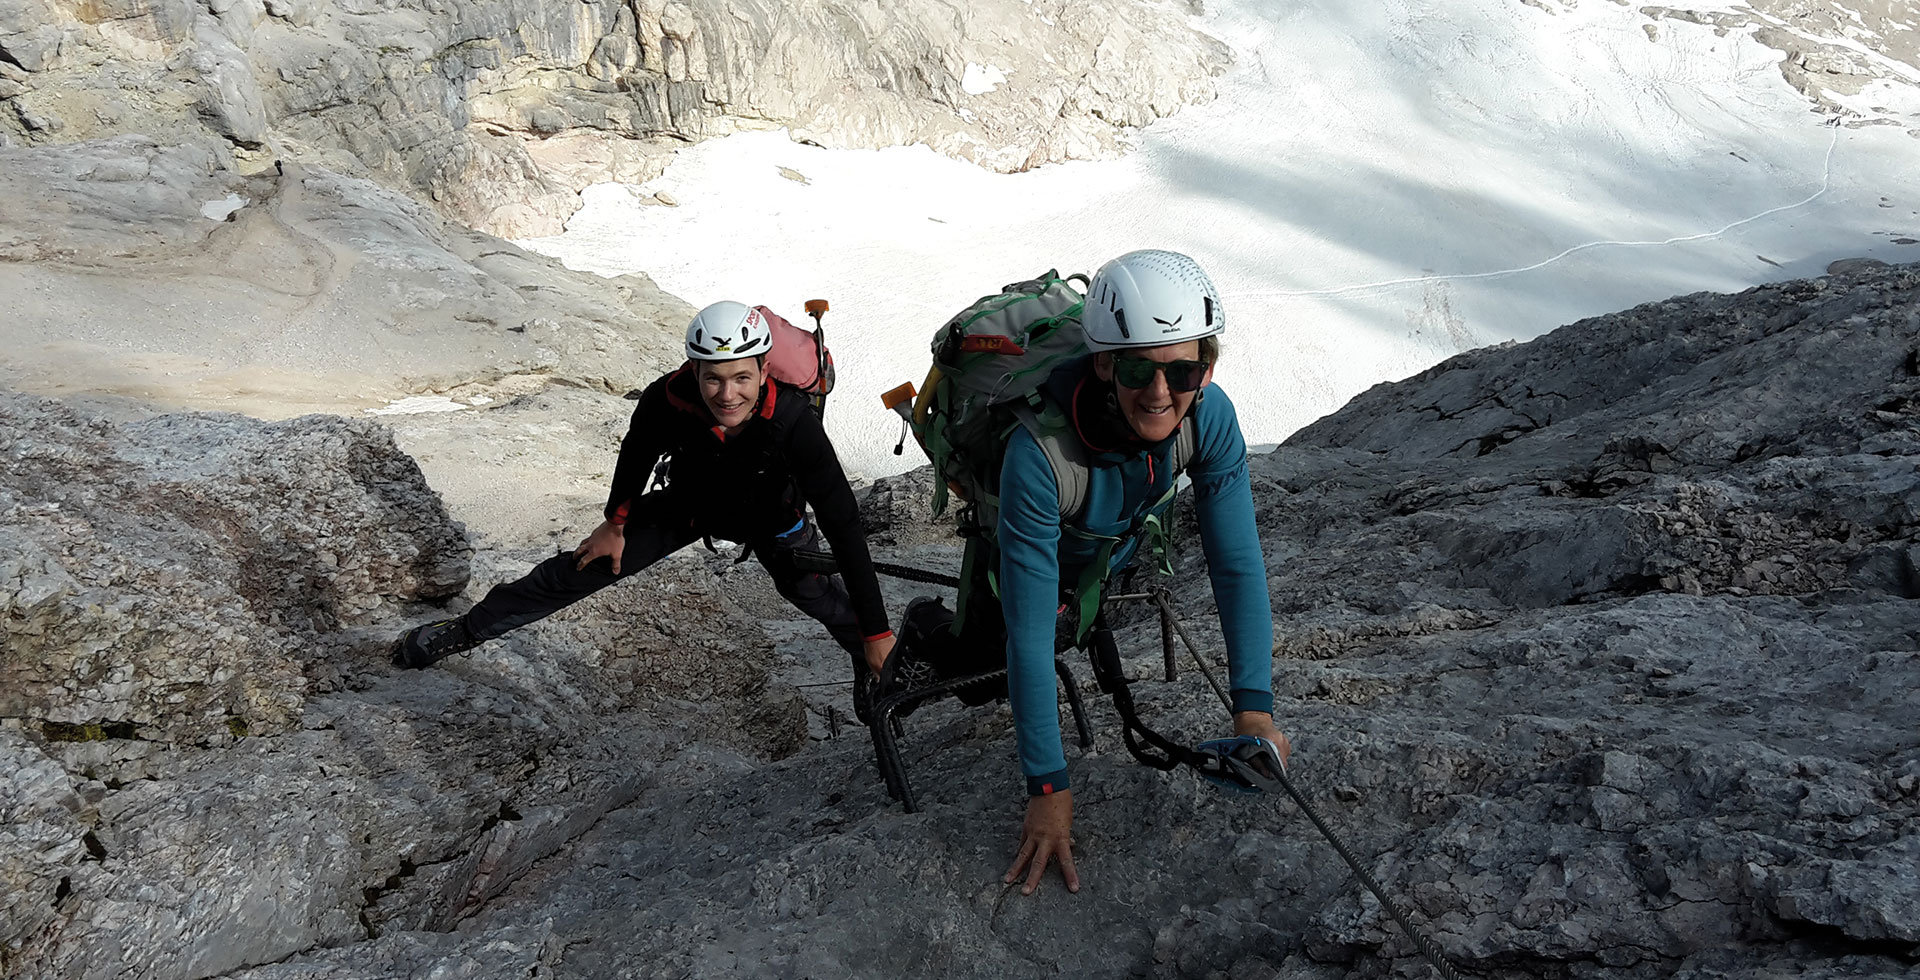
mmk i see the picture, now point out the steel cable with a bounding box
[1149,591,1464,980]
[873,560,1465,976]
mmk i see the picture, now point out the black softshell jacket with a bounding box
[603,366,890,640]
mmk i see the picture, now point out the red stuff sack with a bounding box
[755,304,834,410]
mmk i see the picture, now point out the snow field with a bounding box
[523,0,1920,479]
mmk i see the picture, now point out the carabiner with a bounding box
[1195,735,1287,795]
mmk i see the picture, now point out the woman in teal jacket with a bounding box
[997,250,1291,896]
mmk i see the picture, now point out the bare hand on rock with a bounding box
[1004,790,1079,896]
[574,520,626,574]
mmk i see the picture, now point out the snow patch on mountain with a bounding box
[523,0,1920,480]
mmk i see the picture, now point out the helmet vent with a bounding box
[1082,249,1221,351]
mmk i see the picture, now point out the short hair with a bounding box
[695,354,767,379]
[1199,336,1220,366]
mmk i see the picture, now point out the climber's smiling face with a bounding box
[697,356,764,432]
[1094,340,1213,443]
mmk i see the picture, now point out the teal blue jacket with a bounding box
[998,365,1274,796]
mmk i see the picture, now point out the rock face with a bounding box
[222,263,1917,979]
[0,397,470,744]
[1237,260,1920,973]
[0,0,1231,235]
[0,136,688,420]
[1637,0,1920,130]
[0,131,696,556]
[0,393,803,979]
[5,262,1917,978]
[856,463,953,548]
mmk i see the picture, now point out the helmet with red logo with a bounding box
[684,301,773,361]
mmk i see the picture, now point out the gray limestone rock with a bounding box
[0,136,688,419]
[130,267,1911,978]
[0,395,799,978]
[0,0,1232,235]
[190,17,270,149]
[0,394,469,743]
[2,117,1917,976]
[223,921,561,979]
[856,464,954,548]
[1829,256,1892,276]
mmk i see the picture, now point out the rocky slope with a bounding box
[446,260,1915,980]
[0,393,808,979]
[0,133,693,545]
[0,0,1231,236]
[0,135,688,415]
[0,0,1233,539]
[428,259,1914,980]
[6,259,1914,978]
[1636,0,1920,127]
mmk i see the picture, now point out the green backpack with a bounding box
[907,270,1194,637]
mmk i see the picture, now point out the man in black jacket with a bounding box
[393,301,896,698]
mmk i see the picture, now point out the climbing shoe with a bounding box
[874,646,940,719]
[391,618,480,669]
[900,595,1009,707]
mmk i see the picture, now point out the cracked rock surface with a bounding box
[0,0,1230,236]
[5,262,1917,977]
[230,271,1920,978]
[0,394,804,979]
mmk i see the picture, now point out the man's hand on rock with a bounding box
[574,520,626,575]
[1004,790,1079,897]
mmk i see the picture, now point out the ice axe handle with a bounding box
[881,382,918,456]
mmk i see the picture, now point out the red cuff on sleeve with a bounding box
[863,630,894,642]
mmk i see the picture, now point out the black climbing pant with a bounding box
[461,509,868,659]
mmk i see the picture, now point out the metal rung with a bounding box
[868,658,1092,813]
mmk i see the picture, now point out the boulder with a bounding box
[0,394,469,742]
[0,394,797,978]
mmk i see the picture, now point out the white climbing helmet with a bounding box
[684,301,773,361]
[1081,249,1225,351]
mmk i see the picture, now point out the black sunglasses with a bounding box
[1112,356,1208,393]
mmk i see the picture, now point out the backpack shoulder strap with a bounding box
[1010,398,1199,514]
[1171,421,1197,477]
[1007,401,1091,521]
[760,379,811,433]
[1008,399,1199,522]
